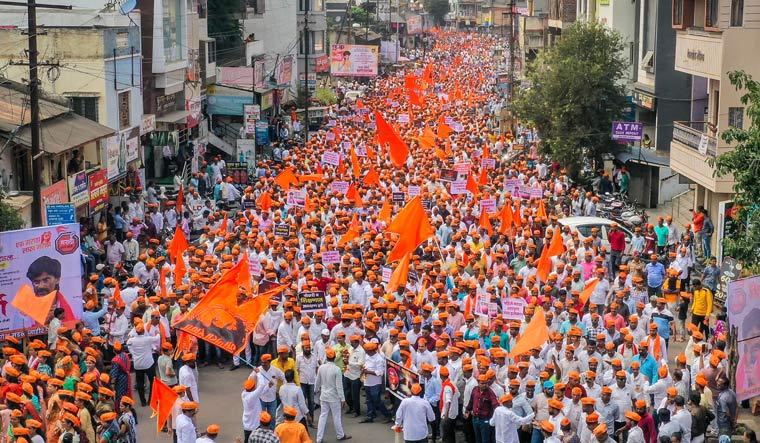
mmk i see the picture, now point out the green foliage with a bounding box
[350,6,375,26]
[315,87,338,105]
[710,71,760,270]
[512,21,628,177]
[0,198,23,232]
[423,0,450,25]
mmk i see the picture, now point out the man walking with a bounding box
[315,348,352,443]
[396,383,435,443]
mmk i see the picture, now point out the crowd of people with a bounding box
[2,30,750,443]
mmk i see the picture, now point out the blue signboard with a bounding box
[46,203,76,226]
[207,95,255,116]
[255,120,269,146]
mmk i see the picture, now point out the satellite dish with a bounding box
[118,0,137,14]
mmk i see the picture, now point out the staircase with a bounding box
[208,131,237,157]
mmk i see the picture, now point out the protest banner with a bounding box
[322,250,341,265]
[392,192,405,202]
[453,162,471,174]
[386,358,420,400]
[297,291,327,313]
[481,158,496,169]
[330,181,350,194]
[480,199,496,214]
[407,185,421,198]
[398,114,410,123]
[286,189,306,207]
[5,224,83,337]
[502,297,527,320]
[450,180,467,195]
[440,169,458,182]
[382,267,392,283]
[274,224,290,237]
[321,151,341,165]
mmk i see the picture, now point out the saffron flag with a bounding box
[351,148,361,179]
[536,198,547,219]
[513,200,522,228]
[174,259,274,355]
[168,225,189,262]
[176,186,184,213]
[236,254,252,294]
[112,283,124,306]
[437,116,453,139]
[387,252,411,294]
[535,245,552,283]
[385,196,436,263]
[379,199,392,224]
[257,192,273,212]
[297,174,325,182]
[159,267,168,297]
[478,206,493,236]
[416,126,438,150]
[466,173,479,198]
[547,228,566,257]
[11,285,56,327]
[174,256,187,288]
[579,278,600,305]
[508,308,549,358]
[374,111,409,168]
[363,167,380,186]
[498,201,513,234]
[149,378,179,433]
[415,279,427,307]
[273,167,300,189]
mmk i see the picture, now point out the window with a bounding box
[299,31,325,55]
[731,0,744,26]
[673,0,683,26]
[70,96,98,122]
[705,0,719,28]
[118,91,130,129]
[729,107,744,129]
[246,0,264,14]
[312,0,323,12]
[207,40,216,63]
[163,0,185,63]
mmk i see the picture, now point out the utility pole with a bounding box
[508,0,516,105]
[303,4,310,141]
[2,0,72,227]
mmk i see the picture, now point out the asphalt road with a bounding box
[135,364,398,443]
[130,332,710,443]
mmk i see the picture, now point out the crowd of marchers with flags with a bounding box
[0,29,747,443]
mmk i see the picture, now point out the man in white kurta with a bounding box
[490,394,536,443]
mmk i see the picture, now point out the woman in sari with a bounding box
[108,343,131,411]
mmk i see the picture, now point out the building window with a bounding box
[163,0,185,63]
[313,31,324,53]
[118,91,130,129]
[69,96,98,122]
[731,0,744,26]
[729,107,744,129]
[705,0,719,28]
[207,40,216,63]
[673,0,683,26]
[246,0,264,14]
[313,0,323,12]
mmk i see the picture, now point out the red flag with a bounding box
[386,196,436,263]
[408,88,425,107]
[176,186,184,213]
[316,163,323,175]
[273,167,300,189]
[150,378,179,433]
[337,157,346,176]
[479,168,488,186]
[387,252,411,293]
[479,206,493,236]
[498,201,513,234]
[508,308,550,358]
[374,110,409,168]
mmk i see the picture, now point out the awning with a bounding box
[156,109,190,124]
[14,113,115,154]
[615,146,670,167]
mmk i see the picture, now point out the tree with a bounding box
[0,199,23,232]
[709,71,760,270]
[208,0,244,64]
[512,21,628,178]
[423,0,450,26]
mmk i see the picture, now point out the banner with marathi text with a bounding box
[386,358,420,400]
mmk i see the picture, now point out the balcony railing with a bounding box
[672,121,717,156]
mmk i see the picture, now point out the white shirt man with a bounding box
[395,386,435,442]
[241,378,268,432]
[315,351,349,443]
[490,397,536,443]
[279,378,309,423]
[175,408,196,443]
[178,360,199,403]
[127,327,160,371]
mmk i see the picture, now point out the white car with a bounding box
[557,216,634,255]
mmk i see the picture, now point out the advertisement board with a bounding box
[88,170,109,213]
[407,15,423,34]
[278,55,294,85]
[40,180,69,225]
[0,224,84,337]
[611,121,643,142]
[68,171,89,208]
[330,44,379,77]
[46,204,76,226]
[386,359,420,400]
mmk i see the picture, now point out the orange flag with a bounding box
[316,163,323,175]
[174,255,187,287]
[297,174,325,182]
[374,110,409,168]
[536,198,547,219]
[408,88,425,107]
[508,308,550,358]
[513,199,522,228]
[466,173,479,198]
[535,245,553,283]
[339,228,360,246]
[257,191,273,211]
[386,196,436,263]
[221,211,228,234]
[547,228,566,257]
[159,267,168,296]
[438,117,453,139]
[11,285,56,326]
[112,283,124,306]
[414,279,427,307]
[273,167,300,189]
[479,168,488,186]
[387,252,411,293]
[483,143,491,159]
[478,206,493,236]
[236,254,252,294]
[351,148,361,179]
[337,157,346,176]
[363,167,380,186]
[379,199,392,224]
[579,278,600,305]
[435,147,447,161]
[444,139,453,157]
[416,126,437,150]
[168,225,189,262]
[149,378,179,433]
[498,201,513,234]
